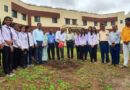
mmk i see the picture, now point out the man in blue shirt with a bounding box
[33,23,44,64]
[47,29,55,60]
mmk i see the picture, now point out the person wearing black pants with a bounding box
[66,29,74,60]
[2,16,15,77]
[26,26,34,66]
[11,23,21,70]
[79,28,87,61]
[89,45,98,62]
[0,29,4,66]
[55,28,66,60]
[19,26,29,68]
[47,30,55,60]
[88,27,99,62]
[55,42,60,60]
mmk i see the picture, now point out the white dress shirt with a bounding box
[28,32,34,47]
[66,33,74,41]
[13,30,21,48]
[19,32,29,50]
[55,31,66,42]
[108,30,120,45]
[88,32,99,46]
[1,25,16,47]
[79,34,86,46]
[0,29,4,45]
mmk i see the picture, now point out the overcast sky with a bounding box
[21,0,130,14]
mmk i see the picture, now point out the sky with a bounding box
[21,0,130,14]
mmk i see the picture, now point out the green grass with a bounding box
[0,47,129,90]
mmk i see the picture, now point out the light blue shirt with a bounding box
[108,30,120,45]
[47,33,55,44]
[33,28,44,45]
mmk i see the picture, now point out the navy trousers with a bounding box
[89,45,98,62]
[66,40,74,59]
[110,44,120,65]
[36,41,43,64]
[76,46,80,60]
[100,41,109,63]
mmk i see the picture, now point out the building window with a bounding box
[12,10,17,18]
[65,18,70,25]
[94,21,98,26]
[22,14,26,21]
[52,18,57,23]
[4,5,8,12]
[72,19,77,25]
[34,16,40,22]
[83,20,87,26]
[120,20,123,24]
[104,22,107,26]
[111,21,115,26]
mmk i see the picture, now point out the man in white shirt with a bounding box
[66,28,74,60]
[99,23,110,63]
[55,28,66,60]
[33,23,44,64]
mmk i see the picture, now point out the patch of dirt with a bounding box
[44,60,81,70]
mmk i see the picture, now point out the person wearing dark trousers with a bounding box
[85,26,92,60]
[47,29,55,60]
[12,23,21,70]
[2,16,15,77]
[66,29,74,60]
[33,23,44,64]
[88,27,99,62]
[74,30,80,60]
[99,24,110,64]
[55,28,66,60]
[19,26,29,68]
[0,28,4,66]
[26,26,34,66]
[79,28,87,61]
[109,25,120,65]
[55,42,60,60]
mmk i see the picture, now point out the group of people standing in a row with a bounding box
[0,16,130,77]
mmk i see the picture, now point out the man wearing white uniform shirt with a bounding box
[55,28,66,60]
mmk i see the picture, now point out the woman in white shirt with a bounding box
[19,26,29,68]
[12,23,21,70]
[26,26,34,67]
[88,27,99,62]
[79,28,86,61]
[2,16,16,77]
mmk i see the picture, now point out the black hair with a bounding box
[2,16,12,25]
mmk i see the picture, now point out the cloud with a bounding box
[21,0,130,14]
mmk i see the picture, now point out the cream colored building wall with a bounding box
[0,0,11,22]
[13,12,28,25]
[31,16,60,27]
[2,0,126,31]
